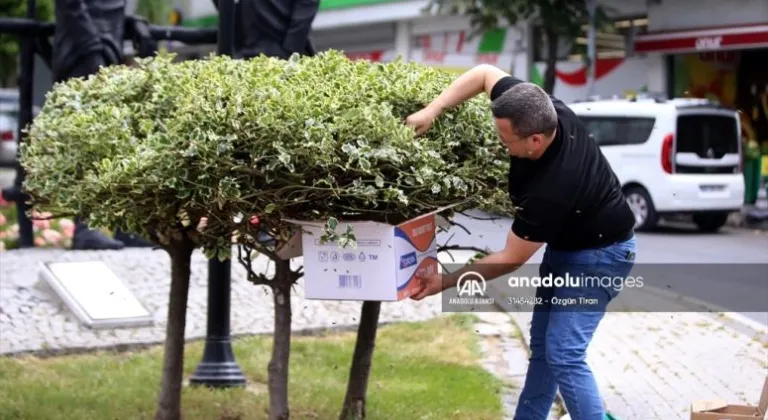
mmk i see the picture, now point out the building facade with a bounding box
[635,0,768,149]
[527,0,651,101]
[174,0,658,102]
[173,0,768,120]
[175,0,530,78]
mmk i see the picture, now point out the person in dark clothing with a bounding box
[216,0,319,59]
[226,0,319,246]
[52,0,125,82]
[406,64,637,420]
[53,0,152,249]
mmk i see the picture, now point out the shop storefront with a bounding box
[407,18,527,76]
[310,11,530,79]
[311,21,398,62]
[634,23,768,203]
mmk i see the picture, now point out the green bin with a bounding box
[763,153,768,198]
[744,155,762,205]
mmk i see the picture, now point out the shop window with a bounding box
[533,16,648,63]
[696,51,738,64]
[578,116,656,146]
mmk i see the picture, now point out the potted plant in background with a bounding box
[0,192,76,250]
[742,136,762,205]
[761,141,768,199]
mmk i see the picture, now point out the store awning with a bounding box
[634,24,768,54]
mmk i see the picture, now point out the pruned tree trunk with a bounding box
[339,301,382,420]
[543,28,559,95]
[155,240,196,420]
[268,259,293,420]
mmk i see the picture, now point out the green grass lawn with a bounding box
[0,314,504,420]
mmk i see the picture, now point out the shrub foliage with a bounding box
[21,51,512,256]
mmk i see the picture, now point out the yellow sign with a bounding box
[762,154,768,177]
[169,8,182,26]
[679,54,738,107]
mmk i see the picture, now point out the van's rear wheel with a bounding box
[624,186,657,231]
[692,212,729,232]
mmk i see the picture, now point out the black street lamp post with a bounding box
[189,0,247,388]
[4,0,37,248]
[189,258,247,387]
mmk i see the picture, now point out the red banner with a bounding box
[423,51,446,63]
[634,26,768,53]
[345,50,384,62]
[476,54,499,65]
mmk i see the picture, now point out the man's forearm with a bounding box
[442,250,520,291]
[426,65,490,114]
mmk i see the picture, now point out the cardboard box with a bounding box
[283,206,455,301]
[690,376,768,420]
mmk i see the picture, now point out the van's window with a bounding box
[578,116,655,146]
[0,111,18,132]
[676,115,738,158]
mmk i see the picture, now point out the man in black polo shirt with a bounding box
[406,64,637,420]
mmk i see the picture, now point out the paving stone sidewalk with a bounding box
[473,311,563,419]
[0,247,444,355]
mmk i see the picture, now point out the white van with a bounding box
[569,97,744,232]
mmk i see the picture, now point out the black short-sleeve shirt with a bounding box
[491,76,635,250]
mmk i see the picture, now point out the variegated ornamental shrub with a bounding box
[21,50,512,258]
[20,50,514,420]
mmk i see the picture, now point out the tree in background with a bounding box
[424,0,610,94]
[0,0,54,86]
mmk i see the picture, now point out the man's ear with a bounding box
[529,133,546,146]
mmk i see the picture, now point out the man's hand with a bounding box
[410,230,544,301]
[405,65,512,136]
[405,105,441,136]
[410,272,446,300]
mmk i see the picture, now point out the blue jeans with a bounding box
[514,236,637,420]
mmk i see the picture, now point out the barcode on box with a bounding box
[338,274,362,289]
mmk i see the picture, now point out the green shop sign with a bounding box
[320,0,409,10]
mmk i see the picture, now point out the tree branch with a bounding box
[457,211,505,221]
[437,244,491,255]
[237,245,270,285]
[446,220,470,235]
[28,212,78,221]
[237,243,304,287]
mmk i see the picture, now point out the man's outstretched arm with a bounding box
[405,64,513,135]
[431,64,512,110]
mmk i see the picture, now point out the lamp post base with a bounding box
[189,337,247,388]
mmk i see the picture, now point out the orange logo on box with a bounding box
[396,216,435,253]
